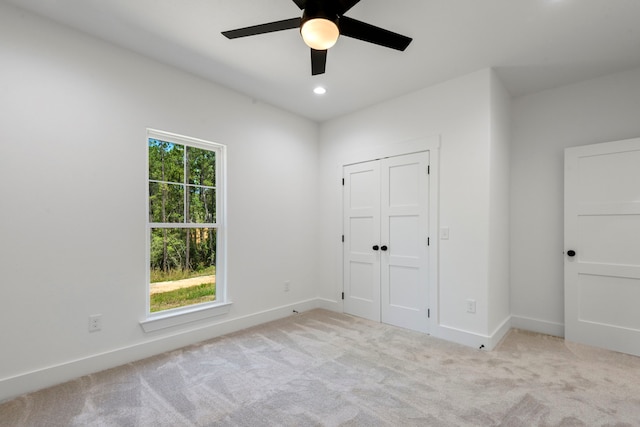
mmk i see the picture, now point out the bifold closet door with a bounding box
[343,151,429,333]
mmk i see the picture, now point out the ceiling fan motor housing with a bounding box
[301,0,339,28]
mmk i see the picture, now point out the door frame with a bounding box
[337,136,441,333]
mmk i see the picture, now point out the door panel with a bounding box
[350,168,378,208]
[578,215,640,265]
[578,274,640,330]
[389,162,420,207]
[381,152,430,333]
[389,265,420,308]
[349,262,375,301]
[343,161,380,322]
[389,216,420,260]
[565,137,640,356]
[350,217,376,254]
[576,149,640,203]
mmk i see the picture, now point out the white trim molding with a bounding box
[0,298,324,403]
[511,315,565,338]
[140,302,232,333]
[435,315,512,351]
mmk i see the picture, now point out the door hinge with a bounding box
[342,178,345,185]
[342,292,345,300]
[341,235,344,242]
[427,237,430,246]
[427,165,430,175]
[427,308,430,318]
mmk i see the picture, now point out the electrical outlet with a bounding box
[88,314,102,332]
[284,281,290,292]
[466,299,476,314]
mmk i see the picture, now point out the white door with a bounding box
[344,152,430,333]
[343,160,381,322]
[565,137,640,356]
[381,153,430,332]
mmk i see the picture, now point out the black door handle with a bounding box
[567,250,576,257]
[380,245,388,251]
[372,245,379,251]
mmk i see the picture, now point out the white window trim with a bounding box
[140,301,232,333]
[141,128,229,332]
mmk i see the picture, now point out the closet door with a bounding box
[343,152,430,333]
[343,160,381,322]
[381,152,430,333]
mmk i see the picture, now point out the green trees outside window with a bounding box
[148,137,219,312]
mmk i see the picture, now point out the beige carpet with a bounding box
[2,309,640,426]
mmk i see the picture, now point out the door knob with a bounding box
[372,245,379,251]
[380,245,388,251]
[567,250,576,257]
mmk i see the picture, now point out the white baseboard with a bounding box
[0,298,324,403]
[434,315,563,352]
[434,316,512,351]
[434,325,487,350]
[1,304,563,404]
[511,315,564,338]
[314,297,341,312]
[488,316,513,349]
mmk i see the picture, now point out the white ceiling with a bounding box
[7,0,640,122]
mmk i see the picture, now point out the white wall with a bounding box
[0,3,320,402]
[510,67,640,336]
[318,69,511,348]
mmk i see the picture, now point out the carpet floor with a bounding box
[2,309,640,426]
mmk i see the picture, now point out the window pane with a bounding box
[149,228,217,312]
[187,146,215,187]
[149,182,184,223]
[188,187,216,223]
[148,139,184,183]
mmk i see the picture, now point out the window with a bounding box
[143,129,227,328]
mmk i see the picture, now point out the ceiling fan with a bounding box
[221,0,412,75]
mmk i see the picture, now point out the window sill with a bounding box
[140,301,232,333]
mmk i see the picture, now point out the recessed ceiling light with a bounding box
[313,86,327,95]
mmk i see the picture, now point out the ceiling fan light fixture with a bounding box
[301,18,339,50]
[222,0,413,76]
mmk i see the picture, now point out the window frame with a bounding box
[141,129,229,332]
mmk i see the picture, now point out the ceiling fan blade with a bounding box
[339,16,412,51]
[311,49,327,75]
[291,0,306,9]
[222,17,301,39]
[336,0,361,15]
